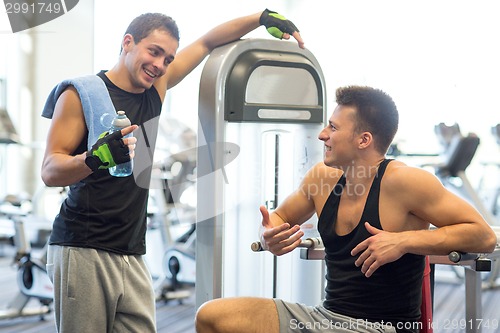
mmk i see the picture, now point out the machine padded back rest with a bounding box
[492,124,500,146]
[434,122,461,148]
[0,108,19,144]
[440,134,480,177]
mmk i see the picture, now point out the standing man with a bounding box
[41,9,304,333]
[195,86,497,333]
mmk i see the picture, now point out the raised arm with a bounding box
[155,9,304,97]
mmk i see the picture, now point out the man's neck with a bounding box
[105,66,146,94]
[341,157,385,188]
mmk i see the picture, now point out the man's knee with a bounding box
[195,299,219,332]
[195,297,279,333]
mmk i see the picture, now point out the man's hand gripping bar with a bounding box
[251,237,323,252]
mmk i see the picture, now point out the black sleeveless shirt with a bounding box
[318,159,425,331]
[49,71,162,255]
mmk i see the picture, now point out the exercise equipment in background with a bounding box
[145,116,197,304]
[0,199,53,320]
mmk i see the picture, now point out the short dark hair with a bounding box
[125,13,180,45]
[335,85,399,154]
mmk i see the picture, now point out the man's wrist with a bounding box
[84,151,101,172]
[259,8,271,26]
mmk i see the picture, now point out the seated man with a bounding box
[195,86,497,333]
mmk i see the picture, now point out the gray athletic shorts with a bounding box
[274,299,399,333]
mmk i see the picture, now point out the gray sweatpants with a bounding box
[274,299,401,333]
[46,245,156,333]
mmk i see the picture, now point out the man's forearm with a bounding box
[42,152,91,187]
[404,224,497,256]
[201,12,261,52]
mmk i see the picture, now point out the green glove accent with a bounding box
[259,8,299,39]
[85,131,130,171]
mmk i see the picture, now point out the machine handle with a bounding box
[253,239,488,266]
[251,237,323,252]
[448,251,479,263]
[448,251,493,272]
[448,251,491,263]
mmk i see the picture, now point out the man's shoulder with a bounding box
[383,160,439,192]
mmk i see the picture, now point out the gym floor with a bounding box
[0,245,499,333]
[0,246,195,333]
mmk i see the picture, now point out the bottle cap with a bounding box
[112,110,130,128]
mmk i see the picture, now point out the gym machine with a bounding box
[431,123,497,227]
[0,89,54,320]
[428,124,500,288]
[477,124,500,218]
[429,233,500,333]
[145,117,197,303]
[0,202,53,320]
[0,79,18,145]
[196,38,326,308]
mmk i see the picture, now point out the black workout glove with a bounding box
[259,8,299,39]
[84,131,130,172]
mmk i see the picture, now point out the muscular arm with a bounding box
[394,166,496,255]
[41,87,92,186]
[260,162,340,255]
[154,10,304,98]
[271,162,339,227]
[352,165,497,277]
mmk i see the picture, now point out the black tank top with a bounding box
[318,159,425,330]
[49,71,162,255]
